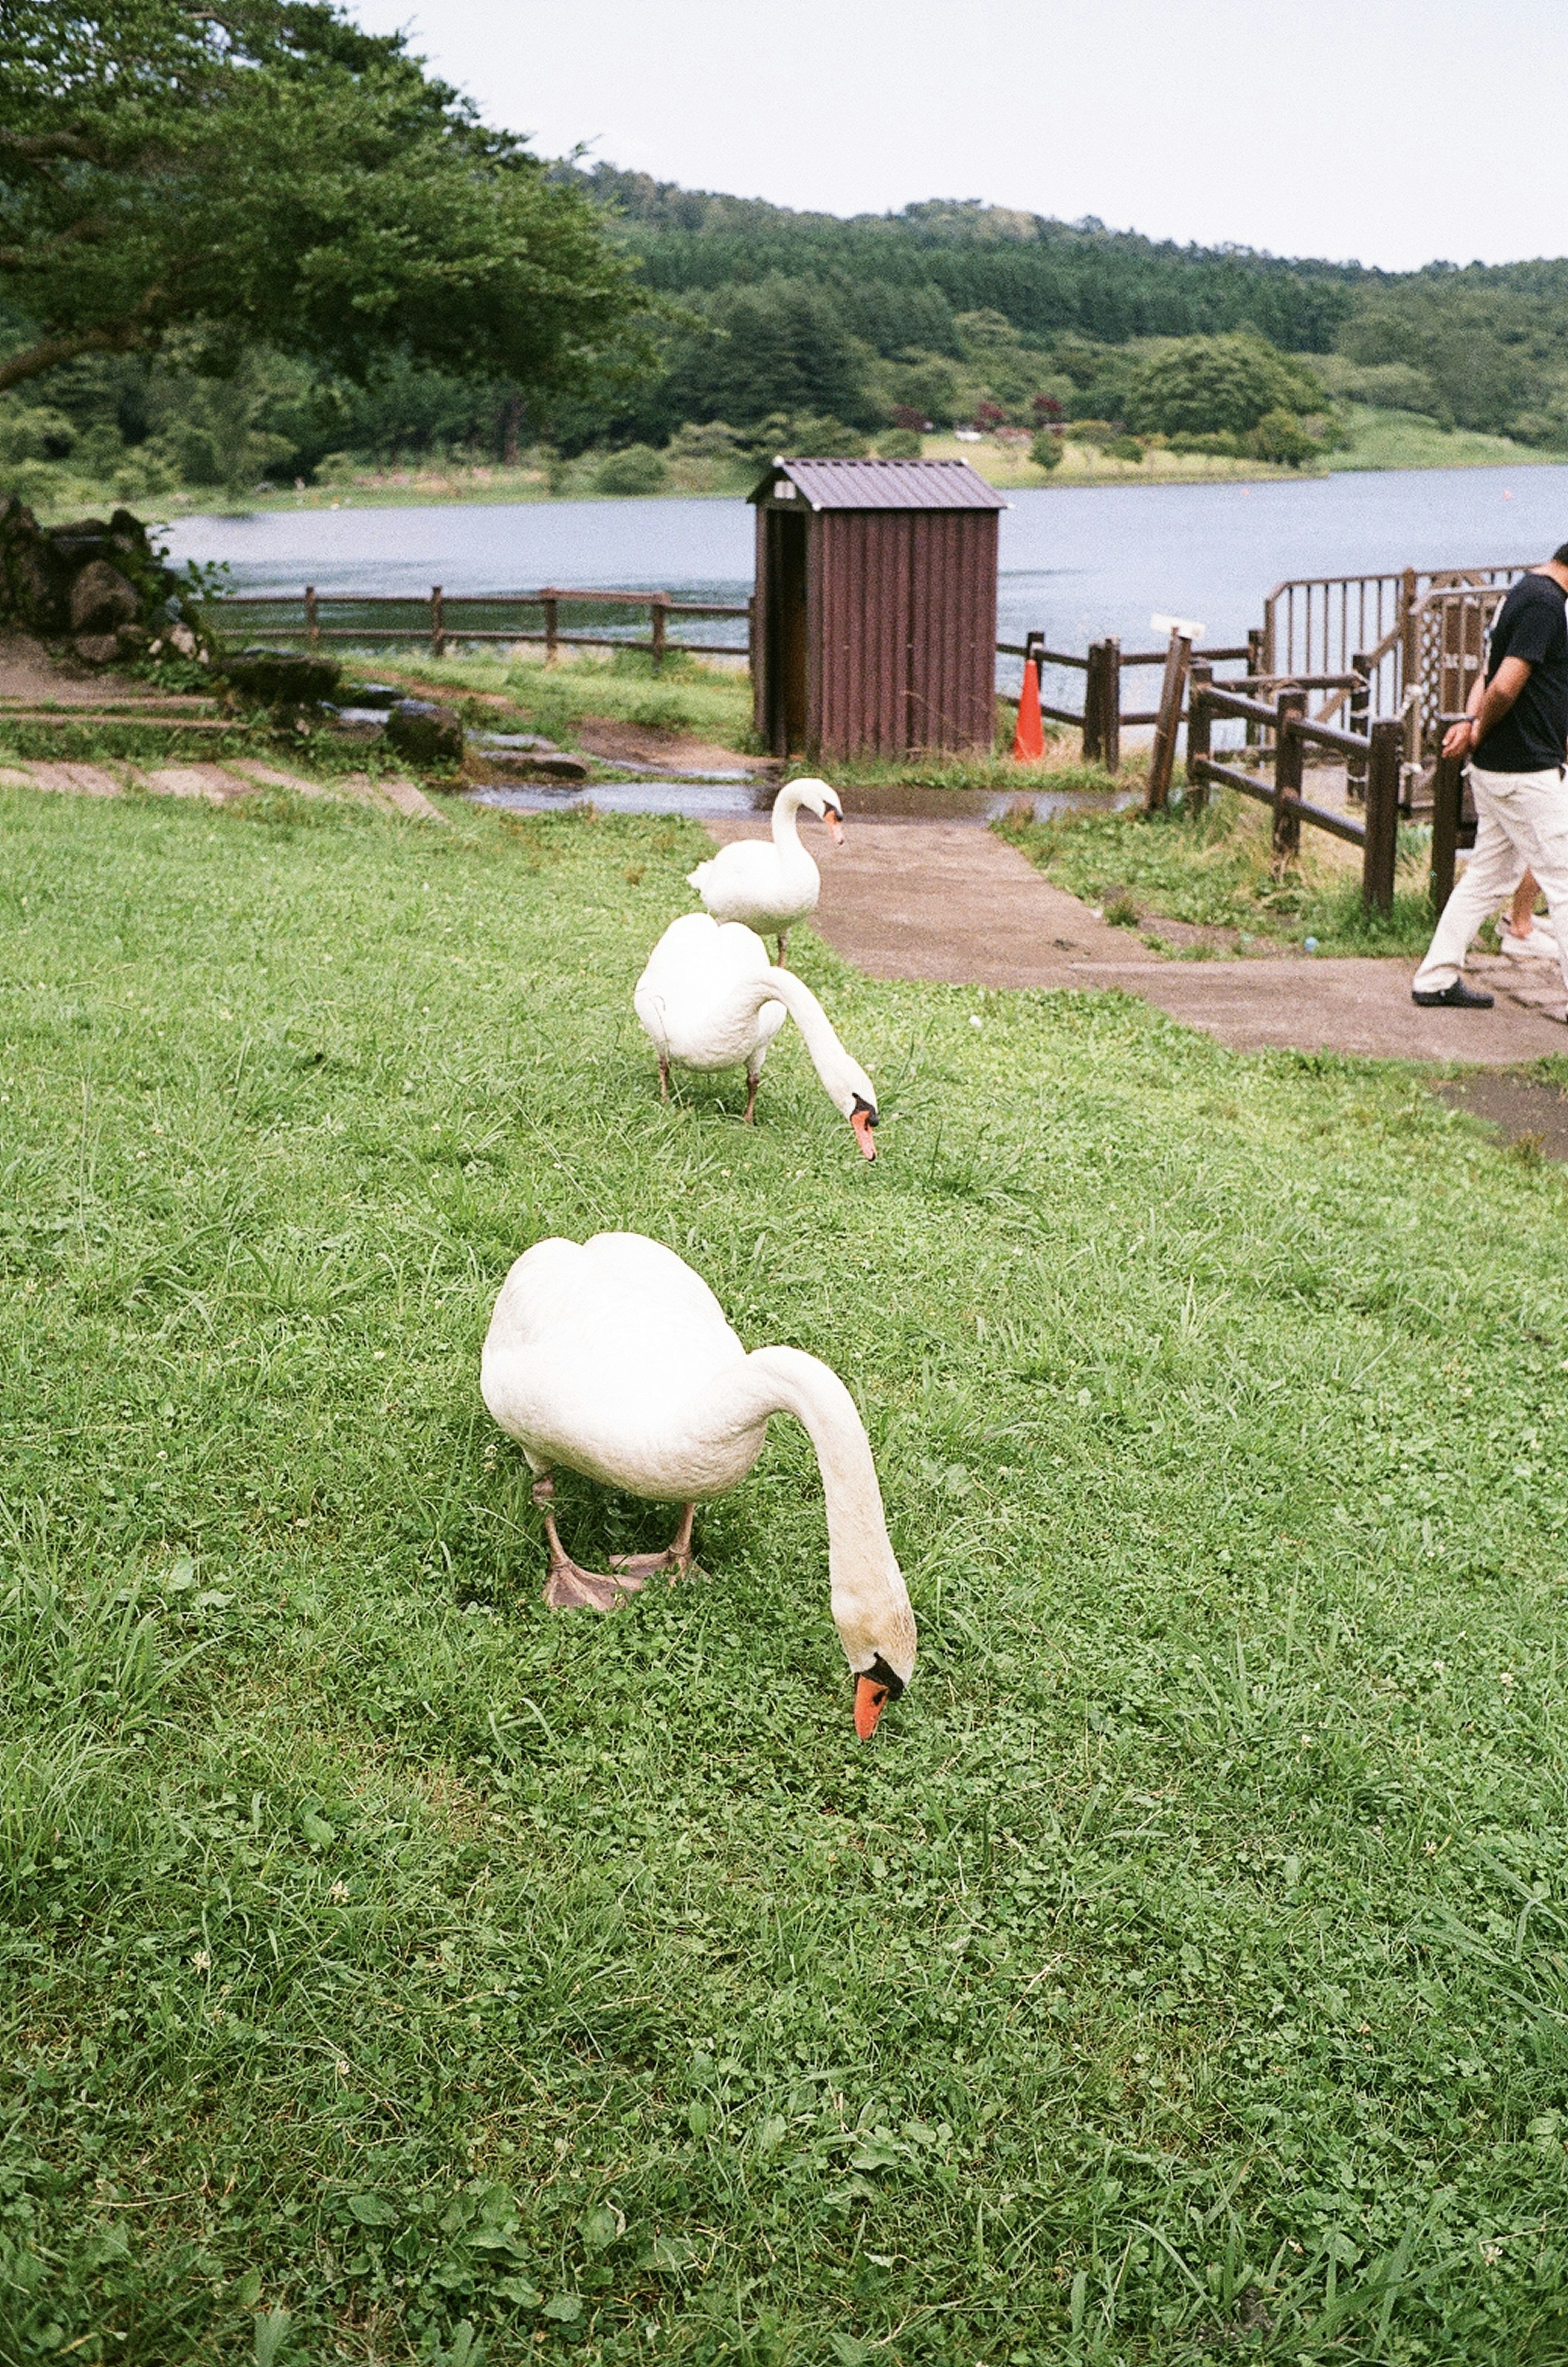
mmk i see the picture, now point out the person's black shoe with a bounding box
[1412,979,1494,1009]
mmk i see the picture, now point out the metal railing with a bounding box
[1263,560,1532,727]
[211,585,753,670]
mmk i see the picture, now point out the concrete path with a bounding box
[706,816,1568,1064]
[0,755,445,822]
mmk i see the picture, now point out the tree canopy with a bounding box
[0,1,651,396]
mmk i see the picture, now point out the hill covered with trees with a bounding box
[8,147,1568,510]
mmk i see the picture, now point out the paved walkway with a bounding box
[706,816,1568,1064]
[0,756,445,822]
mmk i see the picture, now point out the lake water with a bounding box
[159,463,1568,695]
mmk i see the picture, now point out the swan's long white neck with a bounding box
[771,785,809,852]
[735,968,857,1103]
[690,1345,914,1679]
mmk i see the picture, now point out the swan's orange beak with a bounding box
[851,1108,877,1161]
[823,810,845,847]
[854,1674,891,1740]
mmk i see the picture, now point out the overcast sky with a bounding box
[346,0,1568,273]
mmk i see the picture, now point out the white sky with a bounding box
[346,0,1568,273]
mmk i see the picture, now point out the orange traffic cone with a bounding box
[1012,651,1045,762]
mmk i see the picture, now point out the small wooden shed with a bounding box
[748,456,1007,760]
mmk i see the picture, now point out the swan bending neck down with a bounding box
[480,1232,915,1738]
[634,913,879,1157]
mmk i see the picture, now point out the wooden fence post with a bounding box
[1347,653,1370,803]
[1246,625,1266,749]
[1146,630,1191,813]
[305,584,319,652]
[542,590,559,666]
[747,593,756,677]
[1363,718,1401,913]
[1399,566,1419,704]
[650,593,669,673]
[1185,662,1212,815]
[1428,742,1464,917]
[1273,687,1305,858]
[431,584,445,659]
[1082,640,1106,764]
[1102,637,1121,774]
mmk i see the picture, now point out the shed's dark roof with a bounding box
[748,457,1009,512]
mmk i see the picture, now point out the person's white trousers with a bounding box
[1414,761,1568,1003]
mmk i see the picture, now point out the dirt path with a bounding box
[705,816,1568,1064]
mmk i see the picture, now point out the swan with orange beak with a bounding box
[686,778,844,967]
[481,1233,915,1738]
[635,912,880,1159]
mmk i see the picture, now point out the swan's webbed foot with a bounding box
[533,1473,645,1613]
[544,1560,644,1611]
[608,1502,697,1587]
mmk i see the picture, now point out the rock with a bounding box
[70,559,140,634]
[469,730,561,754]
[72,633,123,667]
[0,497,198,654]
[470,749,590,784]
[386,698,464,765]
[222,646,342,705]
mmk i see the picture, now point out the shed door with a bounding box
[766,508,808,753]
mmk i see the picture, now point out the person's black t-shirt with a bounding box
[1475,570,1568,772]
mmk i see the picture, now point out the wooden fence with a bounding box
[996,631,1254,771]
[213,586,753,669]
[1187,670,1402,912]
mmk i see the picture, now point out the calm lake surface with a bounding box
[160,464,1568,688]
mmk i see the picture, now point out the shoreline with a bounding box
[32,408,1568,528]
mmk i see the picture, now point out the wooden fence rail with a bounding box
[997,633,1254,771]
[213,586,754,670]
[1187,674,1402,912]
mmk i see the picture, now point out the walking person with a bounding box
[1413,545,1568,1012]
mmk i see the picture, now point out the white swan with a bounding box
[480,1232,916,1737]
[686,777,844,965]
[634,912,879,1157]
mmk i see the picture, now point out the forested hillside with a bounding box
[9,160,1568,510]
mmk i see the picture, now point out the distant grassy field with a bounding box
[1329,407,1551,475]
[7,785,1568,2364]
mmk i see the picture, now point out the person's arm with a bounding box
[1442,654,1532,760]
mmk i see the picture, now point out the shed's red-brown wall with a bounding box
[754,497,998,759]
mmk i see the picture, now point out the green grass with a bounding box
[998,789,1439,958]
[7,785,1568,2363]
[361,650,758,756]
[1329,407,1559,475]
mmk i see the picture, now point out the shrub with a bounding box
[594,444,668,495]
[1247,408,1317,466]
[1028,429,1063,473]
[1105,434,1145,463]
[1125,334,1323,439]
[878,428,923,459]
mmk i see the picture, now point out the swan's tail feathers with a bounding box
[686,861,715,894]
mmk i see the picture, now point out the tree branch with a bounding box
[0,130,106,165]
[0,322,151,392]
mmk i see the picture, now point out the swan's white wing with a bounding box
[635,915,780,1070]
[481,1233,763,1497]
[689,838,819,929]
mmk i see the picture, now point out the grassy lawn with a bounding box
[7,784,1568,2364]
[354,650,758,758]
[999,789,1440,959]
